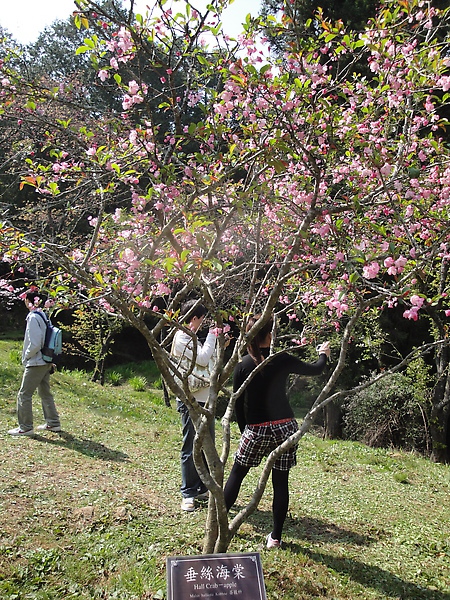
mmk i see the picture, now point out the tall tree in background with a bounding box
[260,0,379,56]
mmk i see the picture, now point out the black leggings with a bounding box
[224,462,290,541]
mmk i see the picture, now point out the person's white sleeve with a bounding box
[23,315,45,362]
[173,331,216,366]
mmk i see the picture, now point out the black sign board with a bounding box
[166,552,267,599]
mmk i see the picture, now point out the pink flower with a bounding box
[410,295,424,308]
[380,163,392,176]
[395,256,407,272]
[445,310,450,317]
[214,103,228,117]
[98,69,109,82]
[128,80,139,95]
[363,261,380,279]
[122,95,133,110]
[438,76,450,92]
[403,307,419,321]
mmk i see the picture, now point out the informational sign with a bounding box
[166,552,267,599]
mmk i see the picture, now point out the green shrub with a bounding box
[342,372,428,452]
[107,371,123,386]
[152,377,162,389]
[67,368,87,380]
[9,349,21,365]
[129,376,147,392]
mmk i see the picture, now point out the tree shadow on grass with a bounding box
[287,542,450,600]
[33,431,129,462]
[249,510,372,547]
[291,515,372,546]
[248,511,448,600]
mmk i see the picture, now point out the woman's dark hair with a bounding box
[180,299,207,323]
[25,291,41,306]
[246,315,273,364]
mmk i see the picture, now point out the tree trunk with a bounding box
[428,259,450,463]
[430,363,450,463]
[324,401,342,439]
[162,379,171,407]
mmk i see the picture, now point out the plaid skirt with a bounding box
[234,418,299,472]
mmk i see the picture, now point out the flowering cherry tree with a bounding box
[1,0,450,551]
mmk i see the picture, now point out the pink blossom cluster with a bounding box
[403,295,425,321]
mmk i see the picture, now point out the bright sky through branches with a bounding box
[0,0,262,45]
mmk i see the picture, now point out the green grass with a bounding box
[0,339,449,599]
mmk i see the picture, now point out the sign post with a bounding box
[166,552,267,599]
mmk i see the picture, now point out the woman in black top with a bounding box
[224,316,330,549]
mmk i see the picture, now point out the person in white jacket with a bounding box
[172,299,217,512]
[8,291,61,436]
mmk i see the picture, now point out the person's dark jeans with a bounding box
[177,400,215,498]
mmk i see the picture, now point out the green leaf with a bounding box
[76,46,90,55]
[211,258,223,272]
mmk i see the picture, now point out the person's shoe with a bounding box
[181,497,195,512]
[196,491,209,500]
[37,423,61,432]
[266,533,282,549]
[7,427,34,437]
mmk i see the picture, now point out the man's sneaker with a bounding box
[181,497,195,512]
[37,423,61,433]
[7,427,34,437]
[266,533,282,549]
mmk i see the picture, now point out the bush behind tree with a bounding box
[343,364,431,452]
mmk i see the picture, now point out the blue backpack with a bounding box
[35,311,63,363]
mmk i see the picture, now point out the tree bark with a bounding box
[324,400,342,439]
[430,361,450,463]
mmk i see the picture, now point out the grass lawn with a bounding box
[0,339,449,599]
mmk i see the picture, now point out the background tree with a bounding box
[62,305,124,384]
[260,0,379,57]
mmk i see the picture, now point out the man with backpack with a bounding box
[7,291,61,436]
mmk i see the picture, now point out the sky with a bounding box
[0,0,262,45]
